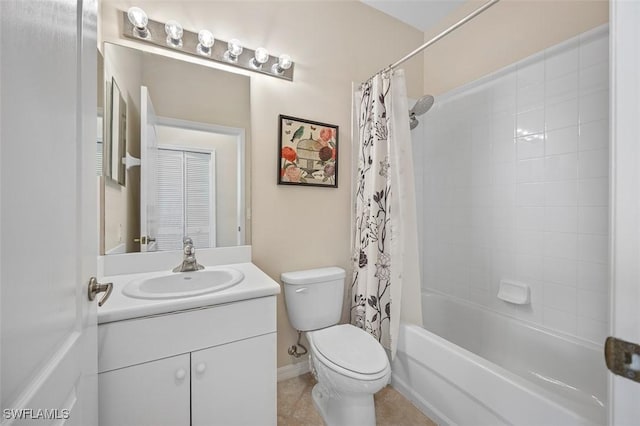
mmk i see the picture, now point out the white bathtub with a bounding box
[391,293,606,426]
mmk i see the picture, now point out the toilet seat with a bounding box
[308,324,390,381]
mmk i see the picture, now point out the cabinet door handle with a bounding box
[195,363,206,374]
[175,369,186,380]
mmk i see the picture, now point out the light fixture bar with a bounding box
[121,11,294,81]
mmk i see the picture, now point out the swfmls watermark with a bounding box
[3,409,70,421]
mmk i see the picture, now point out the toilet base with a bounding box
[311,383,376,426]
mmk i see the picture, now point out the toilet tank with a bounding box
[281,267,346,331]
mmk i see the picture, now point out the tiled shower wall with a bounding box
[414,26,609,344]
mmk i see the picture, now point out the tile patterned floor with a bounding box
[277,373,437,426]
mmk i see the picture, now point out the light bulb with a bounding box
[278,54,292,70]
[272,54,293,75]
[127,7,149,38]
[197,30,215,56]
[225,39,243,62]
[251,47,270,68]
[165,20,183,47]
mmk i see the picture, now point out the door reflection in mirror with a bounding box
[150,120,244,251]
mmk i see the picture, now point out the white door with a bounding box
[610,0,640,424]
[0,0,98,425]
[140,86,159,252]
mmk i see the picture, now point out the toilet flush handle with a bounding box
[295,287,307,293]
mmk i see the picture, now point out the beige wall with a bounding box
[98,50,104,108]
[100,0,424,368]
[423,0,609,96]
[141,53,251,130]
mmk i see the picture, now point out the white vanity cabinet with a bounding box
[191,333,276,425]
[98,296,276,426]
[99,354,191,426]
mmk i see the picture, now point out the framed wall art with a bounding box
[106,77,127,186]
[277,115,338,188]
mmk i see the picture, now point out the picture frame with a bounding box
[106,77,127,186]
[277,115,339,188]
[103,79,112,179]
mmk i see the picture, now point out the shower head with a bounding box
[409,94,434,130]
[410,95,434,117]
[409,115,420,130]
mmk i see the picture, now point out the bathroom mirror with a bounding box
[100,43,251,255]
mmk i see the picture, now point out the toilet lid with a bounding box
[311,324,388,375]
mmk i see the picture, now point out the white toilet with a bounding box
[281,267,391,426]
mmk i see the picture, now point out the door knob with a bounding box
[88,277,113,307]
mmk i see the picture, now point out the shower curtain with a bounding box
[351,69,421,357]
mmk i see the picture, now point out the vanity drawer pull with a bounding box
[175,369,186,380]
[195,363,207,374]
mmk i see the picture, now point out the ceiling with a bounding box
[361,0,465,32]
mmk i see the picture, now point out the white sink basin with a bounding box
[123,268,244,300]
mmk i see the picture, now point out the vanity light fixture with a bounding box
[273,54,293,75]
[197,30,215,56]
[225,39,243,62]
[165,20,183,48]
[121,9,295,81]
[127,7,149,38]
[251,47,270,69]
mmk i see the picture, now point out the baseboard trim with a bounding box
[277,359,310,382]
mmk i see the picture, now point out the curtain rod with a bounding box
[370,0,501,79]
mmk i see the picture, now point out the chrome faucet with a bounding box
[173,237,205,272]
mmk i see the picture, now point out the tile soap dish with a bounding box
[497,279,530,305]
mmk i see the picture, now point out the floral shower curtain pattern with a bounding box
[351,70,418,355]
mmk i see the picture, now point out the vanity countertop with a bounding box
[98,262,280,324]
